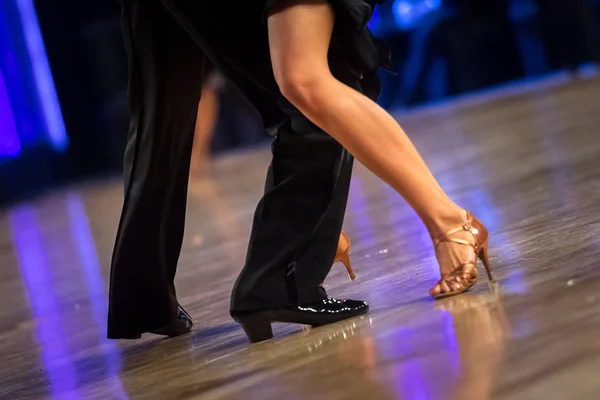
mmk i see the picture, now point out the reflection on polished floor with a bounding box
[2,73,600,400]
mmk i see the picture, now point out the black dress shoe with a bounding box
[121,306,193,339]
[230,298,369,343]
[149,306,193,337]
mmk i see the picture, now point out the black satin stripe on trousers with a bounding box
[108,1,205,338]
[109,0,367,338]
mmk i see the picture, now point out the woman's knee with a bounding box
[274,66,329,109]
[267,1,335,109]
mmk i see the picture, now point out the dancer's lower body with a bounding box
[108,0,494,342]
[107,0,203,339]
[265,0,494,300]
[108,0,373,340]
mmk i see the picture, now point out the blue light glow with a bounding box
[0,69,22,158]
[15,0,68,151]
[392,0,442,30]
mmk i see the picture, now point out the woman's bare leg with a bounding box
[190,78,219,177]
[267,0,475,296]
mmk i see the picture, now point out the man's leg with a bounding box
[232,48,375,310]
[108,0,205,339]
[231,104,355,310]
[160,0,362,311]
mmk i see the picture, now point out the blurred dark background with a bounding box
[1,0,600,204]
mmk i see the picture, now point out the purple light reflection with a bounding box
[392,360,431,400]
[382,327,436,400]
[382,319,461,399]
[66,193,127,399]
[440,310,461,370]
[9,206,80,399]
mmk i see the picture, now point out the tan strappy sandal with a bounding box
[430,211,494,299]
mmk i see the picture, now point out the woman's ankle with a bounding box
[422,207,467,239]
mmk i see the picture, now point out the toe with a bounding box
[430,283,441,297]
[440,280,452,294]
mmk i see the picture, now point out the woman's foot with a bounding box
[429,210,493,299]
[321,231,355,286]
[335,231,356,280]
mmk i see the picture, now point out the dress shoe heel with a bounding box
[119,333,142,340]
[109,305,192,340]
[148,306,193,337]
[236,316,274,343]
[231,298,368,343]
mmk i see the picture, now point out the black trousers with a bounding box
[108,0,365,338]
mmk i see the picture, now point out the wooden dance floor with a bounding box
[2,73,600,399]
